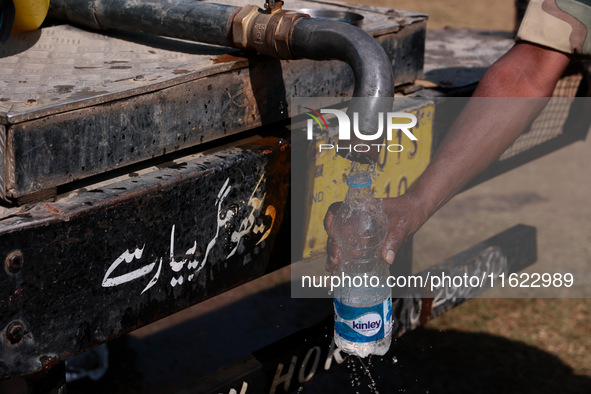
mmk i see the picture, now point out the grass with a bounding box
[427,299,591,376]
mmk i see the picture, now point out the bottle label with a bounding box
[334,298,392,343]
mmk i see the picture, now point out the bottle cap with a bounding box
[346,171,372,188]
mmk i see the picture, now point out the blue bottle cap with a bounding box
[346,172,372,188]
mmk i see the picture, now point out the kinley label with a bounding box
[333,298,392,343]
[304,107,418,153]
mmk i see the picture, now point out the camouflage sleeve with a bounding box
[516,0,591,55]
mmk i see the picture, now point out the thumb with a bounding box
[381,232,405,265]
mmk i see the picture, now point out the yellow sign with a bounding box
[301,101,434,260]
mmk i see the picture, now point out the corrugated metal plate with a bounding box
[0,0,425,125]
[0,25,241,124]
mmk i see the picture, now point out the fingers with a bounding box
[324,202,343,272]
[325,237,342,273]
[324,202,341,239]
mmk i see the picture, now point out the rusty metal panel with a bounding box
[7,68,272,198]
[0,125,4,201]
[377,18,426,86]
[0,135,289,378]
[0,1,424,124]
[0,1,426,201]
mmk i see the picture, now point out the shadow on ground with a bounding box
[310,327,591,393]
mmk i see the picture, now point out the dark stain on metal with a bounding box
[172,69,190,75]
[155,161,177,169]
[39,355,59,372]
[110,65,132,70]
[53,85,75,93]
[420,297,434,326]
[42,203,61,215]
[213,53,248,65]
[5,320,25,344]
[65,87,110,101]
[156,161,188,170]
[5,250,23,274]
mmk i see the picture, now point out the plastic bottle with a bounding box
[332,170,392,357]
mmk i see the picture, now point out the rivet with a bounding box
[5,250,23,274]
[6,321,25,345]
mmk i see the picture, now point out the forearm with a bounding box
[405,42,570,227]
[408,97,547,220]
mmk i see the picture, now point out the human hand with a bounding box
[324,194,425,273]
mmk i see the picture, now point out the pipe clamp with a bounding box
[231,4,308,59]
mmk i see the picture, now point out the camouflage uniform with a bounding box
[517,0,591,55]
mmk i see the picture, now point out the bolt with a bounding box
[5,250,23,274]
[6,321,25,344]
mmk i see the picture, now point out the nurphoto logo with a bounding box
[304,107,418,154]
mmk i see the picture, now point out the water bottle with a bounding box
[332,170,392,357]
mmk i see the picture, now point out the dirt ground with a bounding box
[355,0,517,31]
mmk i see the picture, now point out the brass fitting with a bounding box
[231,3,309,59]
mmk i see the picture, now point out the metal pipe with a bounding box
[289,18,394,163]
[290,18,394,101]
[48,0,239,47]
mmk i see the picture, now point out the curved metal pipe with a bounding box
[290,18,394,163]
[290,18,394,100]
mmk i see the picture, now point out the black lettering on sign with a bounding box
[398,176,408,196]
[311,191,324,204]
